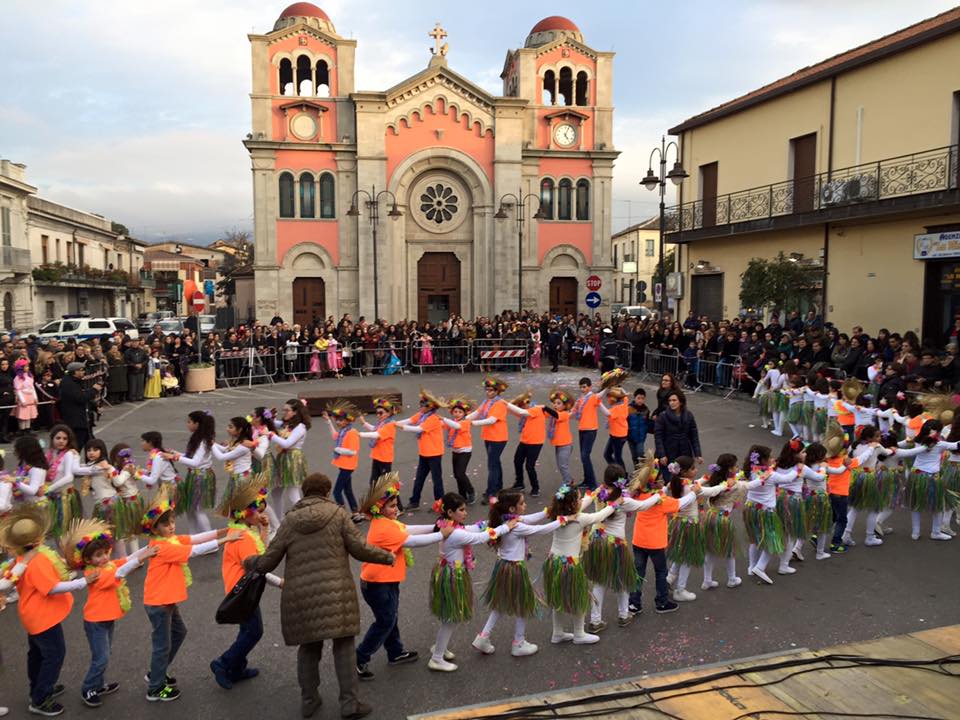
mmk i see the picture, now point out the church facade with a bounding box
[245,3,617,325]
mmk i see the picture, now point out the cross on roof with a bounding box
[429,22,448,56]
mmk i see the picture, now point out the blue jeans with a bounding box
[411,455,443,505]
[27,623,66,706]
[356,581,403,665]
[484,440,507,497]
[369,460,392,488]
[219,607,263,679]
[512,442,542,491]
[627,438,646,469]
[578,430,597,489]
[628,546,669,609]
[831,494,849,545]
[334,468,358,511]
[146,604,187,691]
[82,620,115,694]
[603,436,626,468]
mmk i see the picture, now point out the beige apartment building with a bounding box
[610,216,659,306]
[665,7,960,342]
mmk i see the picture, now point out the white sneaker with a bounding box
[930,532,952,541]
[841,535,855,546]
[510,640,538,657]
[880,525,893,536]
[941,526,957,537]
[700,580,719,591]
[430,644,455,661]
[427,658,458,672]
[726,576,742,588]
[747,566,754,576]
[792,546,804,562]
[777,565,797,575]
[666,573,677,586]
[4,590,17,604]
[471,634,495,655]
[753,568,774,585]
[864,537,883,546]
[815,552,831,560]
[771,430,783,437]
[911,532,921,540]
[673,588,697,602]
[550,632,574,644]
[572,632,600,645]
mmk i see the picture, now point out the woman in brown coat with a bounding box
[247,473,393,720]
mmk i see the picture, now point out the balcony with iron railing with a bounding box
[130,270,156,289]
[664,144,960,242]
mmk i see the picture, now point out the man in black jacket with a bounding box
[546,322,562,372]
[59,362,100,448]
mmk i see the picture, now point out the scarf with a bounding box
[411,410,435,427]
[154,536,192,588]
[476,398,499,420]
[546,415,556,440]
[518,405,534,433]
[445,424,459,448]
[333,428,350,460]
[573,392,593,420]
[369,420,386,449]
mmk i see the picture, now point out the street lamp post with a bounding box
[641,136,688,318]
[347,186,402,321]
[495,189,546,314]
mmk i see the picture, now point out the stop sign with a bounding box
[586,275,602,291]
[192,291,205,311]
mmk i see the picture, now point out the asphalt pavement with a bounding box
[1,367,958,720]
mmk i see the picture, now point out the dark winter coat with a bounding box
[58,374,96,431]
[654,408,701,461]
[246,495,392,645]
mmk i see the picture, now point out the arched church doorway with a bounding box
[417,252,460,324]
[549,277,578,316]
[292,277,325,326]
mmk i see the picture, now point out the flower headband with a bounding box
[667,462,681,475]
[555,484,574,500]
[749,451,761,466]
[598,477,627,502]
[370,481,401,517]
[70,529,113,569]
[141,496,174,535]
[117,448,132,461]
[231,487,269,522]
[431,498,445,515]
[707,463,720,473]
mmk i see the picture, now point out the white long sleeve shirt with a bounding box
[212,443,252,474]
[401,524,445,548]
[942,426,960,463]
[74,463,118,502]
[495,511,561,561]
[271,423,307,450]
[15,467,48,501]
[675,482,727,520]
[814,392,831,411]
[895,440,959,474]
[438,523,510,565]
[176,443,214,471]
[711,477,764,511]
[548,505,615,558]
[745,467,799,509]
[593,494,664,536]
[141,454,177,488]
[779,464,826,494]
[45,450,79,494]
[852,444,894,471]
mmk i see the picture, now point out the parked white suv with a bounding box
[37,317,138,341]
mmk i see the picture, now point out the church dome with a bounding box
[274,2,336,34]
[525,16,583,47]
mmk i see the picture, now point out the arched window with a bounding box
[319,173,335,218]
[279,58,293,96]
[557,178,573,220]
[575,71,589,106]
[542,70,556,105]
[299,173,315,218]
[576,179,591,220]
[539,178,555,219]
[296,55,313,96]
[316,60,330,97]
[279,172,295,218]
[558,67,573,106]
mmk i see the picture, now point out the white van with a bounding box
[617,306,656,321]
[37,317,137,342]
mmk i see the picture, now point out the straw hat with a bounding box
[61,518,113,570]
[447,395,475,413]
[482,376,508,394]
[326,399,360,423]
[628,451,658,493]
[219,478,269,522]
[360,471,402,518]
[840,378,864,404]
[510,391,533,407]
[372,396,401,415]
[824,421,846,458]
[600,368,629,391]
[549,389,574,409]
[920,392,957,426]
[140,484,175,535]
[418,387,447,410]
[606,386,628,402]
[0,503,51,555]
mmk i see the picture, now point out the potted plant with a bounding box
[185,361,216,393]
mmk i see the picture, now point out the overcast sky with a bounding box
[1,0,955,243]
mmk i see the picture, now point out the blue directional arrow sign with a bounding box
[585,291,602,308]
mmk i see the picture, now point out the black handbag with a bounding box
[216,570,267,624]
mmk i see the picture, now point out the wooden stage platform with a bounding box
[411,624,960,720]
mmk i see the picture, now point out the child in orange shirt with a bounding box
[324,401,363,522]
[359,396,400,487]
[398,389,447,509]
[600,387,630,468]
[548,390,574,485]
[572,377,602,490]
[441,397,478,503]
[141,485,242,702]
[210,480,282,690]
[0,504,97,716]
[507,392,548,497]
[62,518,155,708]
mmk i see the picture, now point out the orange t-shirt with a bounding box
[333,428,360,471]
[826,456,860,496]
[17,551,73,635]
[221,526,262,594]
[519,406,547,445]
[361,518,410,583]
[549,410,572,447]
[144,535,194,606]
[83,564,129,622]
[446,420,472,450]
[834,401,854,427]
[574,393,601,431]
[478,399,508,442]
[370,421,396,463]
[412,412,444,457]
[607,400,629,438]
[630,493,679,550]
[906,414,929,437]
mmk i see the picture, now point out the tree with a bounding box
[111,221,130,236]
[651,248,676,288]
[215,229,254,304]
[739,252,822,315]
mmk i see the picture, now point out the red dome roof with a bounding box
[279,2,330,21]
[530,16,580,34]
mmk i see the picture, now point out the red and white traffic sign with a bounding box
[586,275,602,291]
[192,291,206,311]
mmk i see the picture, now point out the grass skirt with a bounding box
[759,392,773,418]
[802,401,815,427]
[221,470,253,507]
[430,560,473,623]
[583,532,639,592]
[257,452,278,489]
[666,516,706,567]
[480,559,542,618]
[703,508,736,558]
[47,488,83,539]
[777,393,789,412]
[942,461,960,494]
[776,491,808,539]
[92,496,117,531]
[786,402,802,424]
[905,469,946,513]
[542,554,590,615]
[805,491,833,535]
[113,495,143,539]
[814,408,828,436]
[849,468,884,512]
[277,449,307,488]
[176,468,217,514]
[742,501,785,555]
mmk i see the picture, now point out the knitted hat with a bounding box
[372,396,401,415]
[482,376,508,394]
[219,478,268,522]
[549,389,574,409]
[418,387,447,410]
[360,471,402,518]
[447,395,474,413]
[61,518,113,570]
[140,484,175,535]
[326,399,360,423]
[600,368,629,391]
[0,503,51,555]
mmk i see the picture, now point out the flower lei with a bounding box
[0,558,20,587]
[12,463,30,501]
[37,545,70,581]
[85,560,131,614]
[435,514,481,571]
[597,477,627,504]
[228,521,265,555]
[153,536,192,588]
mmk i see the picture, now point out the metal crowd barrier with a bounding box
[215,347,277,386]
[350,340,411,377]
[614,341,633,370]
[641,347,680,382]
[691,355,743,399]
[470,338,528,372]
[410,340,469,374]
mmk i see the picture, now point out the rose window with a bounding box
[420,183,459,224]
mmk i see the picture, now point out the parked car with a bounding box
[198,314,216,335]
[107,317,139,339]
[616,306,656,321]
[155,318,185,335]
[37,317,132,341]
[137,310,174,335]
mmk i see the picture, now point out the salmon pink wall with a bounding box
[386,100,494,184]
[538,157,593,179]
[276,220,339,266]
[537,222,593,264]
[271,99,338,143]
[536,108,594,150]
[275,150,338,172]
[268,38,339,96]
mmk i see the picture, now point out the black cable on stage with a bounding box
[460,653,960,720]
